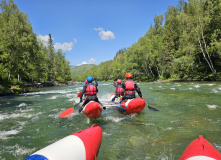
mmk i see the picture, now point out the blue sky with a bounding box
[14,0,180,66]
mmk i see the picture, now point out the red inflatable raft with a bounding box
[25,124,102,160]
[180,135,221,160]
[82,101,103,118]
[121,98,146,113]
[109,94,146,113]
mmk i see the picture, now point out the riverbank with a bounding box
[0,81,81,97]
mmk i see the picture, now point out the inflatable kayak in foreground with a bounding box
[82,101,103,118]
[180,135,221,160]
[25,124,102,160]
[109,94,146,113]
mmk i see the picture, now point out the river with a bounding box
[0,81,221,159]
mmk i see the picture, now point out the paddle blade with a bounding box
[148,105,159,111]
[59,107,75,118]
[77,92,82,97]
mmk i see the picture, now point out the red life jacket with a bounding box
[115,84,124,95]
[85,83,98,95]
[125,80,135,95]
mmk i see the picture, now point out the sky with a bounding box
[13,0,180,66]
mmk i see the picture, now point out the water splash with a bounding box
[207,105,218,109]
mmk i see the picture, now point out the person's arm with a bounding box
[134,82,142,98]
[113,81,117,87]
[122,81,126,89]
[80,85,86,101]
[94,78,98,86]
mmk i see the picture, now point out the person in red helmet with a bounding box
[121,73,143,101]
[111,79,125,102]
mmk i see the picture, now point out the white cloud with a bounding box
[94,28,115,40]
[78,58,96,66]
[73,38,77,43]
[37,35,53,46]
[78,61,87,66]
[37,34,76,51]
[89,58,95,63]
[54,42,73,51]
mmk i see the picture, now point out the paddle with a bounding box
[145,102,159,111]
[59,102,81,118]
[77,92,82,97]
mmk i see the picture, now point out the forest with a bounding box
[73,0,221,82]
[0,0,71,86]
[1,0,221,87]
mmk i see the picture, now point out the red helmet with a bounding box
[125,73,132,79]
[85,79,88,83]
[117,79,122,84]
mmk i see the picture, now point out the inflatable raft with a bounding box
[180,135,221,160]
[82,101,103,118]
[25,124,102,160]
[109,94,146,113]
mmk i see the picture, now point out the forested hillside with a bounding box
[0,0,71,85]
[71,64,95,75]
[73,0,221,82]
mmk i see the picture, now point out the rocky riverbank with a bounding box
[0,81,81,97]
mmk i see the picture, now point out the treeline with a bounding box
[73,0,221,82]
[0,0,71,84]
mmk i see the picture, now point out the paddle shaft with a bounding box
[145,102,159,111]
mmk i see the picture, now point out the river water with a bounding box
[0,81,221,159]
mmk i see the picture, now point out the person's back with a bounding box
[111,79,124,102]
[122,73,142,101]
[79,76,99,112]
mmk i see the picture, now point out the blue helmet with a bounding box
[87,76,93,83]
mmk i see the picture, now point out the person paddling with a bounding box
[111,79,124,102]
[121,73,143,101]
[79,76,100,113]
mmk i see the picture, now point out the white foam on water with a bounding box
[86,117,90,124]
[5,144,36,156]
[218,87,221,90]
[214,143,221,151]
[66,93,76,98]
[47,95,57,99]
[17,103,27,107]
[15,145,36,156]
[100,83,110,86]
[0,130,20,140]
[22,89,74,96]
[0,113,33,122]
[65,112,79,118]
[189,87,193,90]
[212,89,218,93]
[207,105,218,109]
[99,93,113,102]
[68,98,76,102]
[104,116,126,122]
[194,85,200,88]
[201,84,215,86]
[102,132,112,136]
[74,87,82,92]
[170,88,175,90]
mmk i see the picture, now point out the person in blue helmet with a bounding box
[79,76,100,113]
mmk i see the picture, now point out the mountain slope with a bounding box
[71,64,95,75]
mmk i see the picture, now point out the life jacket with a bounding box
[125,80,135,95]
[85,83,98,95]
[115,84,124,96]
